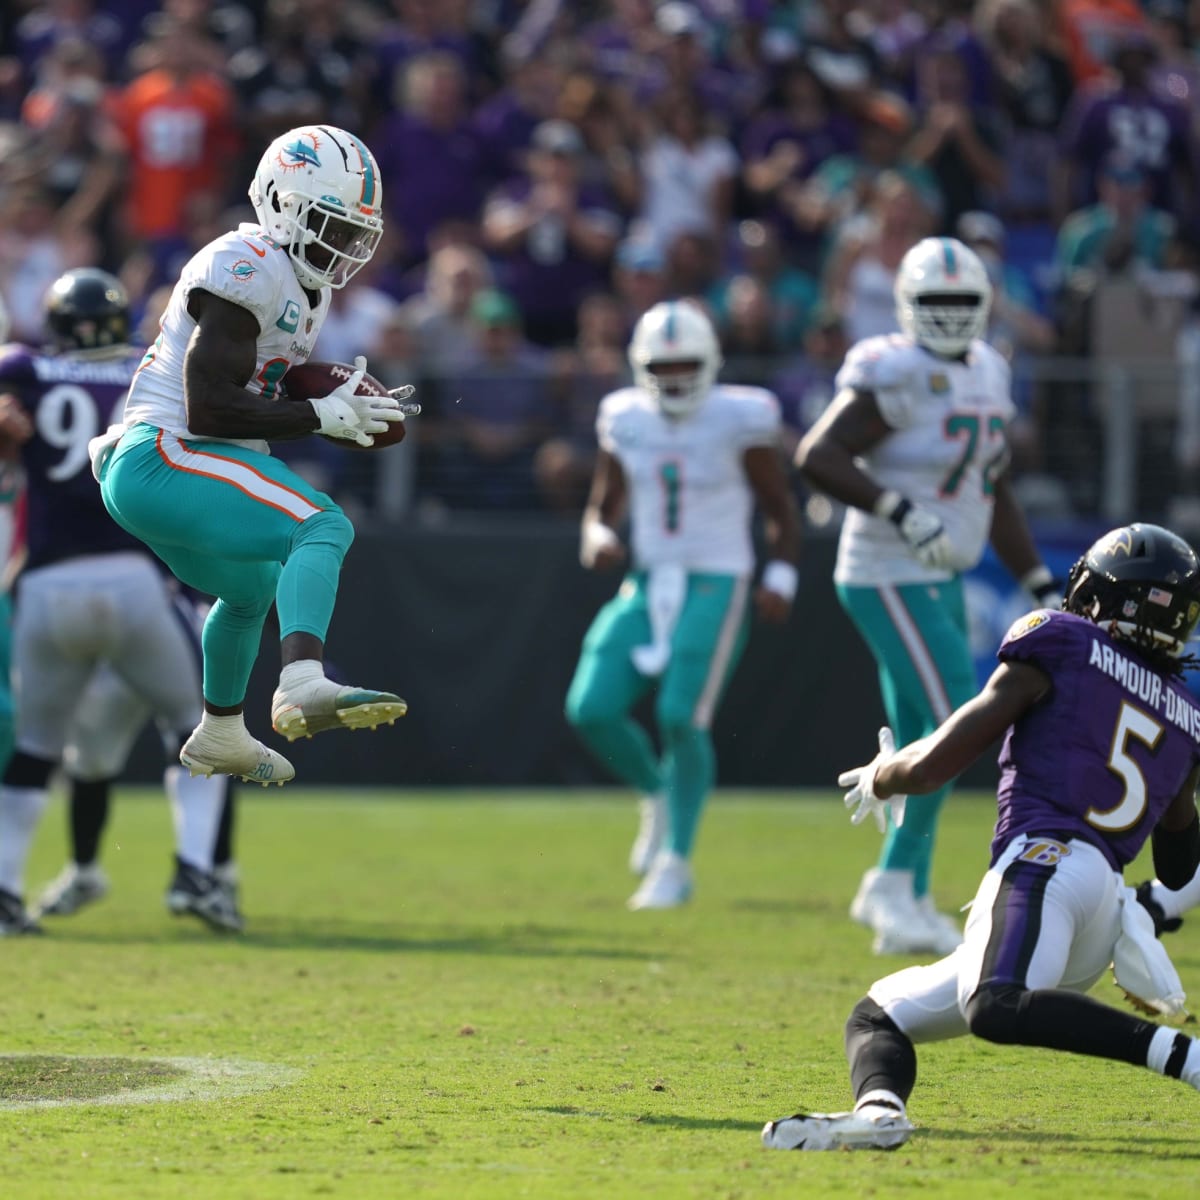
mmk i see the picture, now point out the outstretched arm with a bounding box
[793,386,891,512]
[744,443,801,623]
[873,659,1050,798]
[990,470,1059,606]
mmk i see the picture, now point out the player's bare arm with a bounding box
[989,469,1059,605]
[874,660,1051,799]
[0,391,32,446]
[1152,763,1200,888]
[793,387,892,512]
[183,290,321,440]
[580,448,628,570]
[743,444,801,623]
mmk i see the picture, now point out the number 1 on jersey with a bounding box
[659,459,682,533]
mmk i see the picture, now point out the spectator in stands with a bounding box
[401,241,494,376]
[373,51,486,270]
[906,40,1006,231]
[226,0,370,155]
[787,90,943,258]
[823,171,934,345]
[11,39,124,245]
[558,67,643,216]
[740,60,853,270]
[976,0,1076,223]
[0,183,94,344]
[13,0,128,84]
[109,15,238,283]
[709,220,820,353]
[612,237,668,335]
[535,291,631,514]
[798,0,881,107]
[632,84,738,254]
[1054,150,1177,277]
[437,289,556,510]
[770,305,850,460]
[482,119,622,347]
[1056,28,1196,223]
[718,276,781,384]
[664,229,722,303]
[1145,0,1200,118]
[957,210,1057,359]
[1057,0,1149,85]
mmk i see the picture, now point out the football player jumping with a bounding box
[92,125,411,787]
[764,524,1200,1149]
[566,300,801,909]
[796,236,1059,955]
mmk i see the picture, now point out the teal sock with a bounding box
[572,717,662,795]
[276,510,354,639]
[663,726,714,858]
[879,787,946,896]
[201,598,271,707]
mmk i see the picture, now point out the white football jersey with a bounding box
[598,384,781,575]
[123,223,330,453]
[833,334,1016,586]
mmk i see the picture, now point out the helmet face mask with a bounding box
[629,301,721,417]
[1064,523,1200,662]
[44,268,130,351]
[249,126,384,290]
[895,237,992,357]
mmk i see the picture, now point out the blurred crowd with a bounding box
[4,0,1200,521]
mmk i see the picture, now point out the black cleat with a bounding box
[166,858,244,934]
[1135,881,1183,937]
[0,887,44,936]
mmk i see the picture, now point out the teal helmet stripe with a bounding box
[663,303,677,342]
[344,131,377,209]
[941,238,958,278]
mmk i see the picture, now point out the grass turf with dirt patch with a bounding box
[4,788,1197,1199]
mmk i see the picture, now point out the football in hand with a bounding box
[282,360,406,449]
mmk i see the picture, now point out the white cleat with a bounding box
[629,793,666,876]
[762,1103,914,1151]
[33,863,110,918]
[850,867,911,928]
[915,894,965,954]
[271,677,407,742]
[180,725,294,787]
[627,850,693,910]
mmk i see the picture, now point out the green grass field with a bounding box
[4,788,1199,1199]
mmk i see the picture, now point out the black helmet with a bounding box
[1064,523,1200,660]
[44,268,130,351]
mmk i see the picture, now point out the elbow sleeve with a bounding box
[1152,811,1200,891]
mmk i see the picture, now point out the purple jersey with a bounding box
[0,344,143,570]
[992,609,1200,871]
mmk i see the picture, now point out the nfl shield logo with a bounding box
[928,373,949,394]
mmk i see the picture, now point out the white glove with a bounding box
[309,356,404,447]
[838,727,907,833]
[875,491,955,570]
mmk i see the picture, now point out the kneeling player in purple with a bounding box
[763,523,1200,1150]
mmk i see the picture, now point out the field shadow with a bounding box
[530,1105,762,1133]
[50,920,664,962]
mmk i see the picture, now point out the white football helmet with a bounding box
[249,125,384,290]
[628,300,722,417]
[894,236,992,358]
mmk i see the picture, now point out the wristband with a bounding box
[762,560,799,602]
[581,519,620,567]
[873,489,910,525]
[1021,565,1059,604]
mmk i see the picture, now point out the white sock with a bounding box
[197,712,249,745]
[165,766,224,873]
[1145,1025,1200,1087]
[855,1088,906,1114]
[278,660,325,692]
[0,785,49,896]
[1151,873,1200,921]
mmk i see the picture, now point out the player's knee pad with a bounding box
[293,507,354,559]
[964,982,1027,1045]
[3,750,56,789]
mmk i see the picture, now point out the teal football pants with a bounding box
[566,572,750,858]
[836,579,977,897]
[99,423,354,709]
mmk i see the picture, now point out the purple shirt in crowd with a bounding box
[372,114,486,265]
[991,609,1200,871]
[1059,84,1195,213]
[0,344,144,570]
